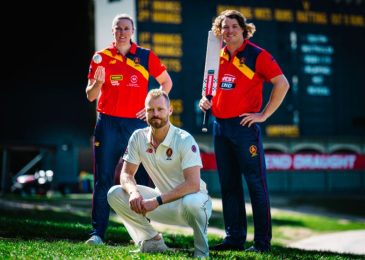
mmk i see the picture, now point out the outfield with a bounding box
[0,194,364,259]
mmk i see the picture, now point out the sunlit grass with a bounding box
[0,194,364,259]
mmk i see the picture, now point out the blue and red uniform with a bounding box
[88,42,166,117]
[212,40,282,251]
[88,42,166,240]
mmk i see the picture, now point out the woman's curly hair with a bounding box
[212,10,256,39]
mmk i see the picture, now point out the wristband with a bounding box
[156,195,163,206]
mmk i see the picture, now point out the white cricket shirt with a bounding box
[123,124,208,194]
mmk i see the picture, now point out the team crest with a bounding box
[146,148,153,154]
[166,148,173,160]
[249,145,258,157]
[191,145,197,153]
[92,53,102,64]
[134,57,140,64]
[239,57,246,64]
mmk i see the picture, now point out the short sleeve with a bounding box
[87,53,97,79]
[148,50,167,78]
[255,50,283,82]
[181,136,203,170]
[87,51,107,80]
[123,131,141,165]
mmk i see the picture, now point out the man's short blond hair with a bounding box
[146,89,170,107]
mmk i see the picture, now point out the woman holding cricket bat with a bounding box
[85,13,172,245]
[199,9,289,252]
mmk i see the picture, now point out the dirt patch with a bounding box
[274,226,317,245]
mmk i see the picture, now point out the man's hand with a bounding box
[239,112,268,127]
[141,197,160,213]
[129,191,146,215]
[199,96,212,112]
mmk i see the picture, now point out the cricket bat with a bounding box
[201,30,222,133]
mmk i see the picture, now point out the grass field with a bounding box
[0,194,364,259]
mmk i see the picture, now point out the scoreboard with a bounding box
[136,0,365,137]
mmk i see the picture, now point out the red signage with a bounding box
[201,152,365,171]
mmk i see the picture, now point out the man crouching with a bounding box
[107,89,212,258]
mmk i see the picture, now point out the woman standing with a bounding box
[85,13,172,245]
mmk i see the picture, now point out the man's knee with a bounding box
[107,185,124,206]
[182,194,212,219]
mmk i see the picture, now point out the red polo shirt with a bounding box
[212,40,283,119]
[88,42,166,118]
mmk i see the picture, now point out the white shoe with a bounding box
[140,235,168,253]
[85,235,103,245]
[194,253,208,259]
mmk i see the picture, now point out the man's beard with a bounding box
[148,116,168,129]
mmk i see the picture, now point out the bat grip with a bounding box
[201,95,213,133]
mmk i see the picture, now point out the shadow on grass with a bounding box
[287,196,365,218]
[0,208,128,244]
[0,206,196,250]
[209,210,306,230]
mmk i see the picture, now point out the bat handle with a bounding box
[201,95,213,133]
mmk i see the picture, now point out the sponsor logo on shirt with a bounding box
[111,80,120,86]
[127,75,139,87]
[166,148,173,160]
[131,75,138,83]
[110,75,123,81]
[93,53,102,64]
[249,145,258,157]
[220,74,236,90]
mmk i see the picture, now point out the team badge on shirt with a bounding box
[166,148,173,160]
[239,57,246,64]
[146,148,153,154]
[249,145,258,157]
[191,145,197,153]
[134,57,140,65]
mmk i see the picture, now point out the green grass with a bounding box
[0,194,364,259]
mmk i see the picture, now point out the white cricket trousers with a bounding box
[107,185,212,257]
